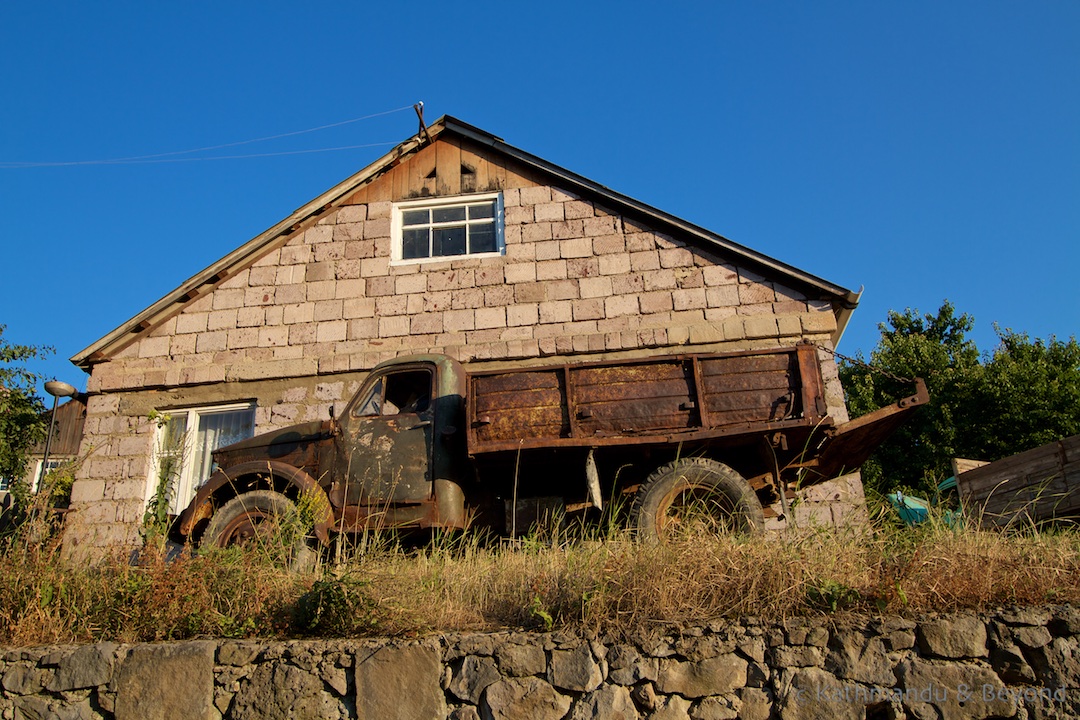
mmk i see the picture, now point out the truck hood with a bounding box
[212,420,333,464]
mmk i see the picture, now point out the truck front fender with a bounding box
[173,460,334,545]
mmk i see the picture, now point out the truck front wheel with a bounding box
[202,490,315,571]
[632,458,764,540]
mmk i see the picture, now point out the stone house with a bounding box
[63,116,863,556]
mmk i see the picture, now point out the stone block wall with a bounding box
[2,607,1077,719]
[86,186,840,397]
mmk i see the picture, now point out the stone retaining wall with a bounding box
[3,607,1077,719]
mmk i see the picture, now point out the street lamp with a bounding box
[40,380,78,488]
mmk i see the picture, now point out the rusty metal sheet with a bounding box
[809,379,929,480]
[467,347,822,454]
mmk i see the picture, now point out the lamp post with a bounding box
[40,380,78,488]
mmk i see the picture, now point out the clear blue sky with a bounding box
[2,1,1077,396]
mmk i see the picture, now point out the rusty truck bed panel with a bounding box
[467,345,819,454]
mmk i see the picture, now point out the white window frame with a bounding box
[147,402,256,514]
[390,191,504,265]
[31,458,67,493]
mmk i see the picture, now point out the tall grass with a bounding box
[1,508,1077,646]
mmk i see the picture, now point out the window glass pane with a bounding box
[191,408,255,489]
[402,209,429,226]
[354,378,384,417]
[401,228,429,259]
[432,206,466,223]
[469,223,497,254]
[433,226,467,256]
[468,202,495,220]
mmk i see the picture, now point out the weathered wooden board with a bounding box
[957,435,1080,527]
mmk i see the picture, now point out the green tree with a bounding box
[0,325,53,488]
[975,329,1080,460]
[839,302,1080,495]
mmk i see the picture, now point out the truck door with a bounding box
[337,365,434,505]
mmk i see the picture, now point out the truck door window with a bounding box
[352,370,431,417]
[354,378,384,417]
[383,370,431,415]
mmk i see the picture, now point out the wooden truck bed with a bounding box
[466,344,830,454]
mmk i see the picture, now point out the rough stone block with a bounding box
[48,643,117,692]
[411,314,444,335]
[640,291,674,315]
[644,269,677,291]
[535,202,565,222]
[532,241,560,262]
[444,310,476,332]
[539,300,573,324]
[507,304,540,327]
[449,655,501,705]
[505,263,537,283]
[801,312,837,334]
[522,223,553,243]
[583,216,620,237]
[483,676,570,720]
[519,186,553,205]
[895,659,1016,719]
[176,313,208,335]
[137,336,170,359]
[505,205,533,225]
[377,317,409,338]
[551,219,584,240]
[917,615,988,658]
[475,307,507,329]
[355,644,446,720]
[738,282,776,305]
[563,199,594,219]
[579,277,613,299]
[115,642,216,720]
[537,260,568,281]
[659,247,694,268]
[560,238,593,259]
[605,296,640,318]
[672,288,707,311]
[743,317,779,339]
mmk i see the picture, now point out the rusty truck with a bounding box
[171,342,927,550]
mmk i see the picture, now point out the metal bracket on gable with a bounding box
[413,102,432,145]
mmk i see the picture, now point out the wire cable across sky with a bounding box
[0,104,414,169]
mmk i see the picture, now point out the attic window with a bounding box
[391,192,504,262]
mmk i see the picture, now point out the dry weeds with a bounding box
[1,513,1077,646]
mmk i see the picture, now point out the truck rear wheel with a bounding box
[203,490,316,571]
[632,458,764,540]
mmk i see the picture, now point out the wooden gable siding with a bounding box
[344,136,533,206]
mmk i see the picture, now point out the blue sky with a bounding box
[2,2,1077,396]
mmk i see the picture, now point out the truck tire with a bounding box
[632,458,764,540]
[202,490,316,571]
